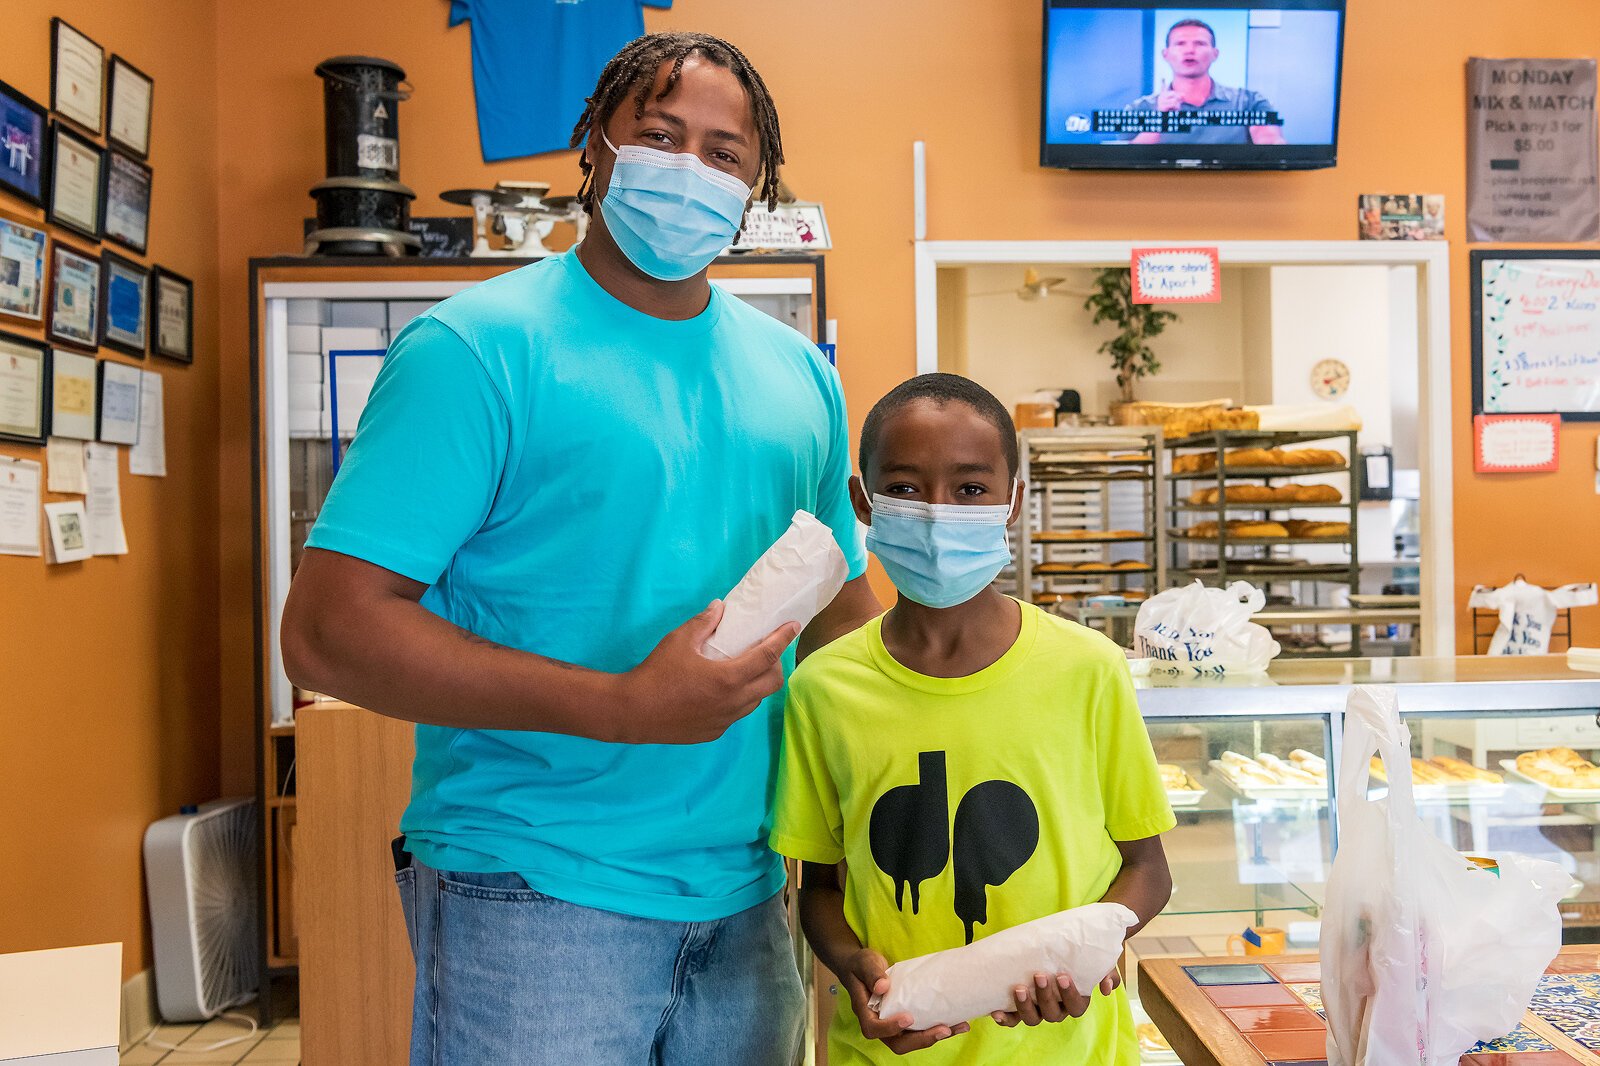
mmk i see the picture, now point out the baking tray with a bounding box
[1166,787,1208,808]
[1500,760,1600,801]
[1209,760,1328,801]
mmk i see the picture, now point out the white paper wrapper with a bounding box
[702,510,850,660]
[869,902,1138,1031]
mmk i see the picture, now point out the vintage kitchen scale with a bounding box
[439,183,589,257]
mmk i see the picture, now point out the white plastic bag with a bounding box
[1132,580,1280,676]
[702,510,849,660]
[1322,686,1572,1066]
[869,902,1138,1031]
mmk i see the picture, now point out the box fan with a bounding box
[143,797,261,1021]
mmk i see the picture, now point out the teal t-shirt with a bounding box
[305,249,866,921]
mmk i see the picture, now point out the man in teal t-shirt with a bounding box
[281,32,879,1066]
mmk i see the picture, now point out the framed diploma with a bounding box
[96,357,140,444]
[48,244,99,349]
[47,123,104,241]
[49,348,96,440]
[0,330,50,445]
[107,56,153,159]
[99,250,148,356]
[0,216,49,323]
[0,78,50,207]
[102,150,152,254]
[50,18,105,136]
[151,266,192,363]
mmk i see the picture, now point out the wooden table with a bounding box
[1139,947,1600,1066]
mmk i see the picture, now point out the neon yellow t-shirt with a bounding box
[771,602,1176,1066]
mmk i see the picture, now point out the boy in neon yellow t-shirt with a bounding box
[771,374,1175,1065]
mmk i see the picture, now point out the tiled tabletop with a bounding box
[1139,948,1600,1066]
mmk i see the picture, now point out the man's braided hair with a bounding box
[569,32,784,212]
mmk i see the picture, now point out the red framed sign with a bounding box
[1474,413,1560,472]
[1131,247,1221,304]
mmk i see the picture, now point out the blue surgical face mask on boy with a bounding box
[864,481,1018,609]
[598,131,752,282]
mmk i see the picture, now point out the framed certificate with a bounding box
[99,250,148,356]
[0,330,50,445]
[151,266,192,363]
[48,244,99,349]
[49,348,96,440]
[0,78,50,207]
[48,123,104,241]
[50,18,105,136]
[96,357,140,444]
[0,217,49,323]
[102,151,152,255]
[107,56,153,159]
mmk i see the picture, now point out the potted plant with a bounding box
[1084,267,1179,420]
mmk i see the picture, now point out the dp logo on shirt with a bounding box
[869,751,1040,944]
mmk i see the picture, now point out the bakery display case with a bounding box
[1124,656,1600,1064]
[1011,427,1166,635]
[1165,429,1361,656]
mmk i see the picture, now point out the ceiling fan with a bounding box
[969,268,1081,301]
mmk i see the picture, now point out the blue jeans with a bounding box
[395,850,806,1065]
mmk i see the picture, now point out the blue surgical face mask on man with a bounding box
[864,481,1018,609]
[598,131,752,282]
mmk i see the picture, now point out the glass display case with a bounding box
[1123,656,1600,1064]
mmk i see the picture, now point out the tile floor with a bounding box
[118,982,298,1065]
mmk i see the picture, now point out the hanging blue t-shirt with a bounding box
[450,0,673,161]
[305,249,866,921]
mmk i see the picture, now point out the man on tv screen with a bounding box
[1127,19,1287,145]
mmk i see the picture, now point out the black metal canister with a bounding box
[315,55,408,179]
[307,55,418,256]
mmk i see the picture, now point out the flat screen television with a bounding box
[1041,0,1346,170]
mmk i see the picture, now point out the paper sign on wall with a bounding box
[1131,247,1221,304]
[1474,413,1560,472]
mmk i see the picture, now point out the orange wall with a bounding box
[0,5,220,978]
[211,0,1600,744]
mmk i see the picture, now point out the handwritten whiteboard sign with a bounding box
[1131,247,1220,304]
[1474,413,1559,472]
[1473,251,1600,419]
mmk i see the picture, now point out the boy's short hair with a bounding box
[858,373,1020,479]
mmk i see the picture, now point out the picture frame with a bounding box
[0,329,50,445]
[95,357,140,444]
[0,216,49,323]
[0,77,51,207]
[107,56,153,159]
[151,266,192,363]
[102,150,151,255]
[47,243,99,349]
[1471,249,1600,421]
[47,123,104,241]
[50,18,105,136]
[49,348,97,440]
[43,499,92,563]
[99,249,148,356]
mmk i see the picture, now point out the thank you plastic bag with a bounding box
[1322,686,1572,1065]
[1132,580,1280,676]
